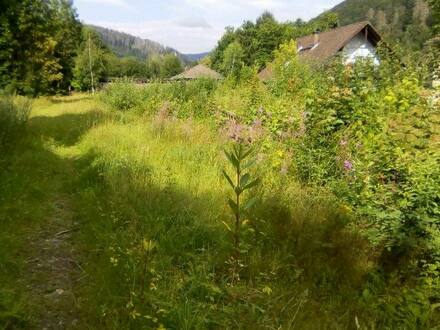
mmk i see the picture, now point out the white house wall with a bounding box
[343,32,380,65]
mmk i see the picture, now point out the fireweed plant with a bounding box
[223,143,260,258]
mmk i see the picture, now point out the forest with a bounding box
[0,0,440,329]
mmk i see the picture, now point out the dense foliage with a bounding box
[0,0,81,96]
[210,12,339,72]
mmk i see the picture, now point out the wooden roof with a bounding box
[171,64,223,80]
[258,21,381,81]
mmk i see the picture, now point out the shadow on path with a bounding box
[0,102,109,329]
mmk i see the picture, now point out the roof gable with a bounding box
[171,64,223,80]
[296,21,381,63]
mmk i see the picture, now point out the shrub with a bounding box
[0,95,31,149]
[101,82,143,111]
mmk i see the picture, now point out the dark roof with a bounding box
[297,21,380,62]
[258,21,381,81]
[171,64,223,80]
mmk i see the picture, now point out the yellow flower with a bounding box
[142,239,157,252]
[109,257,119,266]
[262,286,273,295]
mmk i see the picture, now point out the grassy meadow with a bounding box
[1,52,439,329]
[0,93,371,329]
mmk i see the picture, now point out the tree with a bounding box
[210,27,236,71]
[210,11,342,71]
[252,11,285,68]
[427,0,440,33]
[160,54,183,78]
[0,0,81,95]
[49,0,82,92]
[146,54,163,79]
[72,28,109,91]
[221,41,245,77]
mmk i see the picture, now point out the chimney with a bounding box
[313,30,320,45]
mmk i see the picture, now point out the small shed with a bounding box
[171,64,223,81]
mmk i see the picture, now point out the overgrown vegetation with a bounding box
[0,95,31,150]
[1,0,440,328]
[59,36,438,327]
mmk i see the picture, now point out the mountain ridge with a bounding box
[89,25,197,63]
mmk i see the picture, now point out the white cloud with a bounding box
[78,0,132,10]
[178,16,212,28]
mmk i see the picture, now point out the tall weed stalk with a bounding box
[223,143,259,257]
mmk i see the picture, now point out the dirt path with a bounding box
[25,195,82,329]
[10,96,98,329]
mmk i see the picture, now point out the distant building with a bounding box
[171,64,223,81]
[259,21,382,81]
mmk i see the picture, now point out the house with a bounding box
[258,21,382,81]
[171,64,223,81]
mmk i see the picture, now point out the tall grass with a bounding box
[0,95,31,149]
[83,62,440,326]
[73,110,371,329]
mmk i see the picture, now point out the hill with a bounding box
[183,52,210,62]
[323,0,433,49]
[89,25,191,63]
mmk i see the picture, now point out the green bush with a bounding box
[101,82,143,111]
[0,95,31,149]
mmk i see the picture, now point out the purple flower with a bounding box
[343,160,353,171]
[226,120,243,142]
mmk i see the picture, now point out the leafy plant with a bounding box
[223,143,260,256]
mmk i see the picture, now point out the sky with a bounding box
[73,0,343,54]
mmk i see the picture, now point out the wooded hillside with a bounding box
[90,25,190,63]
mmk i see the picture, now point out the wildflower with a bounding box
[248,119,264,142]
[142,239,157,252]
[110,256,119,266]
[225,119,244,142]
[340,139,348,146]
[262,286,273,295]
[343,160,354,171]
